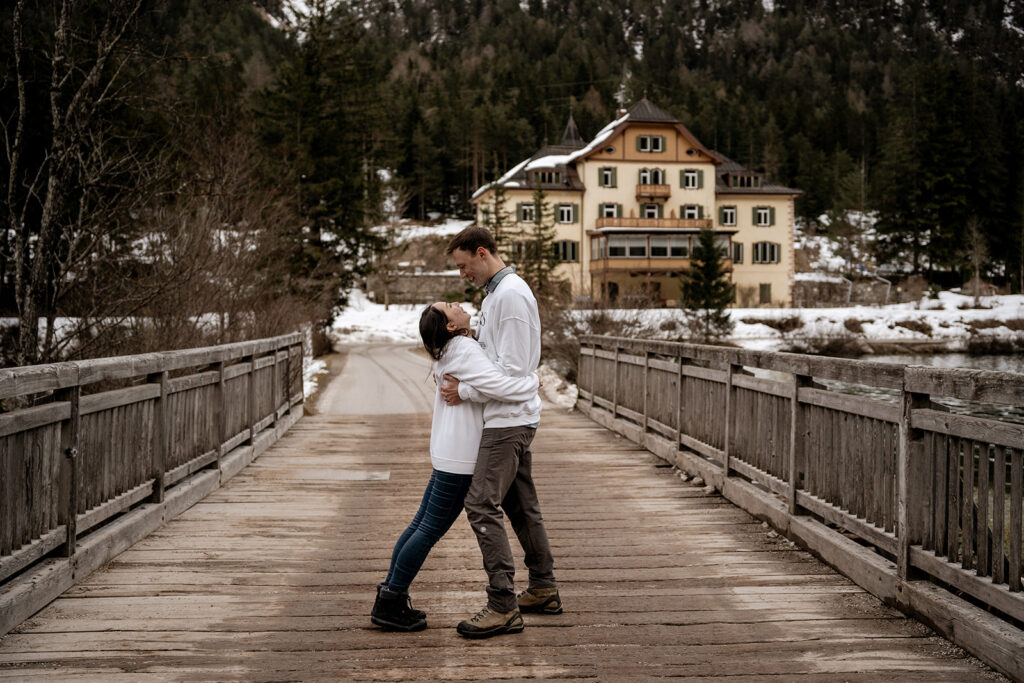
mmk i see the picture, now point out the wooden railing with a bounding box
[0,332,304,634]
[578,335,1024,679]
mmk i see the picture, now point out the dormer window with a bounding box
[534,170,561,184]
[730,174,762,188]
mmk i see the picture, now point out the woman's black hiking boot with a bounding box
[375,583,425,620]
[371,585,427,631]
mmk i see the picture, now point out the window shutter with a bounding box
[616,203,622,218]
[752,207,758,224]
[697,205,704,219]
[657,204,664,219]
[517,203,525,221]
[572,204,579,223]
[697,169,704,189]
[636,136,642,151]
[769,206,776,225]
[610,168,617,187]
[679,170,686,188]
[718,206,726,224]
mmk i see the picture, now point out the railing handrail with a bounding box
[0,331,304,401]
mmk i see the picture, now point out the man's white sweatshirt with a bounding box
[431,335,539,474]
[457,270,542,428]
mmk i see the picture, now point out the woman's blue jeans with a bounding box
[385,469,473,593]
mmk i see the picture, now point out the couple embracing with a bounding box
[370,226,562,638]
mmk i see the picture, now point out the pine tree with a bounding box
[511,186,564,302]
[679,229,734,344]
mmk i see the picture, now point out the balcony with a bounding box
[635,183,671,200]
[594,217,713,230]
[590,257,733,277]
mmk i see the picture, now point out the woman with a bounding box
[370,301,540,631]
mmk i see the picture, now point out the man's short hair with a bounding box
[446,226,497,255]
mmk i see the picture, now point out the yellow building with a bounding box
[471,98,800,307]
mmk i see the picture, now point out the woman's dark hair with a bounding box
[419,305,456,361]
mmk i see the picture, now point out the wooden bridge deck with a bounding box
[0,407,1000,680]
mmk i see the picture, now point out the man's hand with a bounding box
[441,374,463,405]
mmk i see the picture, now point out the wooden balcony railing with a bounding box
[635,183,671,199]
[594,217,713,230]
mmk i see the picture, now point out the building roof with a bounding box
[471,101,800,200]
[625,97,680,123]
[714,155,803,196]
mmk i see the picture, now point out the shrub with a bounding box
[895,319,932,336]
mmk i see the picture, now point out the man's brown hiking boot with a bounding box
[456,606,524,638]
[517,586,563,614]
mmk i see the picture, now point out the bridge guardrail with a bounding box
[0,332,305,634]
[578,334,1023,680]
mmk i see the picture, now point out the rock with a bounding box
[692,477,704,487]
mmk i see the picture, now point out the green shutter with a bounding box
[718,206,726,224]
[636,136,642,151]
[752,207,758,224]
[697,205,704,219]
[657,204,664,218]
[572,204,579,223]
[616,203,622,218]
[697,169,704,189]
[611,168,617,187]
[679,170,685,188]
[769,206,776,225]
[517,203,525,221]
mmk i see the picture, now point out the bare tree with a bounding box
[372,182,413,310]
[4,0,147,366]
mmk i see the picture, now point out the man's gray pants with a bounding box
[464,425,556,613]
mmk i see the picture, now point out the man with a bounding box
[441,226,561,638]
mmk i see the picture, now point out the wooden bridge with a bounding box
[0,335,1022,680]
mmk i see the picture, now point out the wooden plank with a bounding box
[682,364,726,384]
[946,436,959,561]
[0,527,66,583]
[977,442,990,577]
[167,371,219,395]
[0,363,79,401]
[732,373,789,399]
[961,439,975,571]
[0,403,70,439]
[80,385,160,417]
[253,356,276,371]
[912,408,1024,452]
[992,445,1005,584]
[905,365,1024,406]
[798,387,899,423]
[223,362,252,381]
[76,481,155,535]
[164,450,219,488]
[910,547,1024,623]
[1011,448,1022,592]
[795,491,898,556]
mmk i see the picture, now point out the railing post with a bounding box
[285,343,295,415]
[674,349,681,443]
[57,384,80,558]
[148,371,168,504]
[897,378,929,582]
[215,360,227,461]
[587,339,596,410]
[247,354,257,444]
[270,347,280,427]
[723,362,739,476]
[788,374,812,515]
[611,343,620,419]
[641,347,649,434]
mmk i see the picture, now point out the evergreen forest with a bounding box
[2,0,1023,365]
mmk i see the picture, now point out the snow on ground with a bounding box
[371,217,473,243]
[331,289,479,345]
[303,357,329,398]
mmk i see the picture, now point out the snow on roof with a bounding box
[471,112,630,201]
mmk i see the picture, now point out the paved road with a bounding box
[315,343,434,414]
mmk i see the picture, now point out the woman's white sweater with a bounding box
[430,335,539,474]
